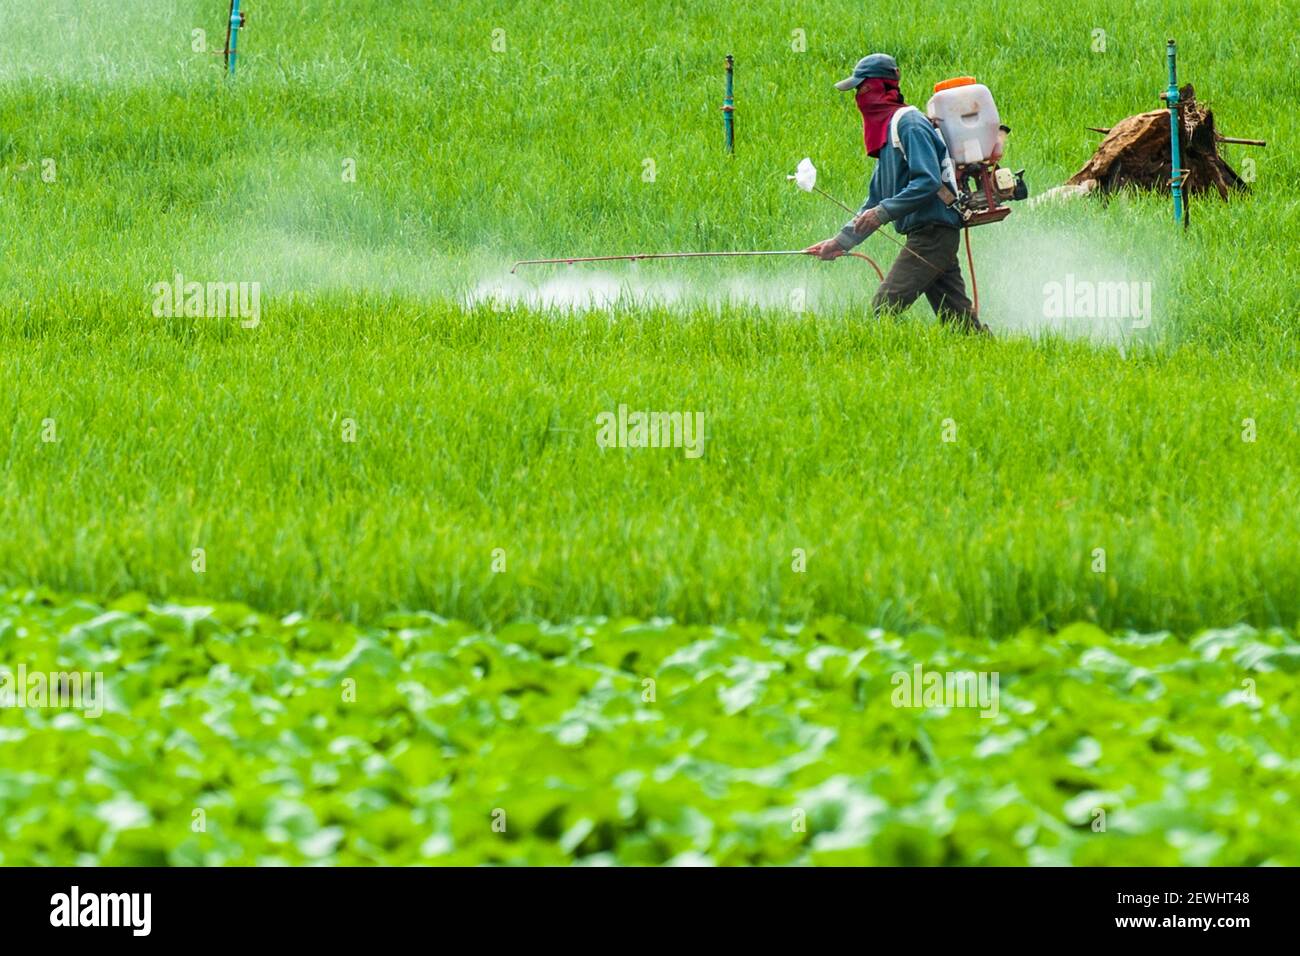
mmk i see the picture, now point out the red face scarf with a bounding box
[855,77,906,158]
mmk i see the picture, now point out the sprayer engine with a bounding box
[952,158,1028,226]
[926,77,1028,227]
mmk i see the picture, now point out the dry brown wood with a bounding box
[1066,85,1248,199]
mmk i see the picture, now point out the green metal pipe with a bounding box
[1162,39,1183,224]
[722,55,735,153]
[226,0,244,76]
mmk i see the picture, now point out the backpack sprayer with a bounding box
[924,77,1028,226]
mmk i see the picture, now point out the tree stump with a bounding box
[1066,85,1248,199]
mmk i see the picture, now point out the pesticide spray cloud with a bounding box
[177,131,1178,341]
[473,205,1178,342]
[464,268,835,313]
[0,0,197,83]
[959,206,1176,344]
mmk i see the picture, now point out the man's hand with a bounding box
[803,238,846,261]
[853,206,884,237]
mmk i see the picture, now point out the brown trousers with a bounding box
[871,224,986,333]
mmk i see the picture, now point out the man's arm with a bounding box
[833,175,885,250]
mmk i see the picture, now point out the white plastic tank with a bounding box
[926,78,1002,165]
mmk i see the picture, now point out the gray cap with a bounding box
[833,53,900,90]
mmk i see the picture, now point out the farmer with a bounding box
[805,53,987,333]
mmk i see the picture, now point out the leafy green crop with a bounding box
[1,590,1295,865]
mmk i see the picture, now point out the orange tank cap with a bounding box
[933,76,977,92]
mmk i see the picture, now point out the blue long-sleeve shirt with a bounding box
[836,108,961,248]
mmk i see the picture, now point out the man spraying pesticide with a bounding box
[513,53,1025,308]
[805,53,1025,333]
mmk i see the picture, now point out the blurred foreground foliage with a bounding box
[1,589,1296,865]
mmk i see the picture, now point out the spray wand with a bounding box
[510,159,936,282]
[511,249,883,279]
